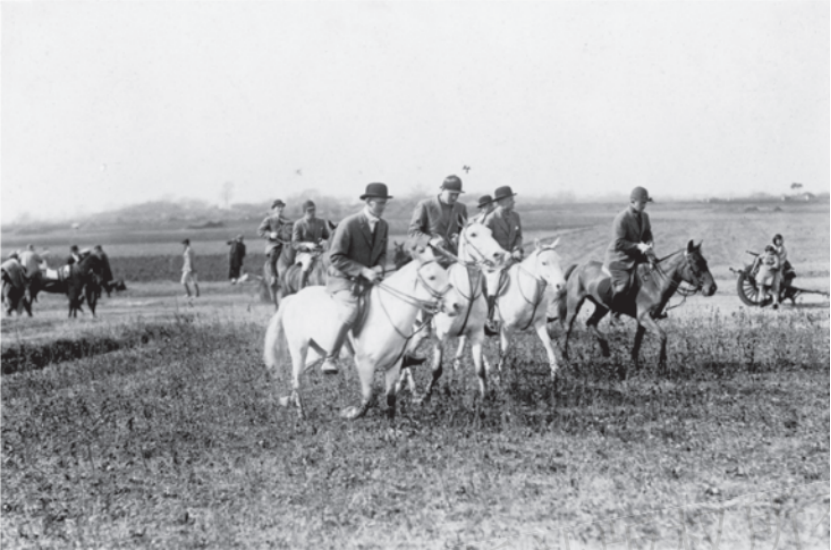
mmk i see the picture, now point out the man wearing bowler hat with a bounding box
[258,199,291,286]
[408,175,469,256]
[482,185,524,333]
[472,194,495,224]
[291,199,332,290]
[602,186,656,312]
[320,183,393,375]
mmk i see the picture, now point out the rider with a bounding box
[320,183,392,375]
[471,194,495,224]
[67,245,82,266]
[258,199,291,285]
[291,200,331,290]
[482,185,523,333]
[408,175,468,256]
[603,186,656,314]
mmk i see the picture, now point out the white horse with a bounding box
[487,239,567,380]
[397,221,508,401]
[263,245,462,420]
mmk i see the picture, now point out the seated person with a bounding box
[752,245,781,308]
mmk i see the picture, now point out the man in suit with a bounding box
[321,183,392,375]
[408,175,469,255]
[482,185,524,332]
[258,199,291,285]
[292,200,332,289]
[471,194,495,224]
[67,245,82,266]
[603,186,656,311]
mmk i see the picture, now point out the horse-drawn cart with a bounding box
[730,251,829,307]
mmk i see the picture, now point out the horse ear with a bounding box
[534,238,541,250]
[686,239,695,253]
[696,239,703,250]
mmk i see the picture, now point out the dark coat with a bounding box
[407,196,468,254]
[326,211,388,294]
[292,218,331,250]
[258,215,292,254]
[228,241,246,268]
[483,207,523,253]
[604,207,653,271]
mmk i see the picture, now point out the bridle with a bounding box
[375,259,452,339]
[650,248,709,311]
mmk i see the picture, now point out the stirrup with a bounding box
[484,320,500,337]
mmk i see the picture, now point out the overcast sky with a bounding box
[2,1,828,222]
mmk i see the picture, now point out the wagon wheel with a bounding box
[736,270,770,307]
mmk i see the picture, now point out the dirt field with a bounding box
[1,202,828,549]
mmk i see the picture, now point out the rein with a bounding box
[374,259,450,339]
[648,248,703,312]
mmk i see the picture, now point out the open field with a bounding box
[1,202,829,548]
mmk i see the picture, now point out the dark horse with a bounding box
[559,240,717,378]
[267,220,339,304]
[40,254,105,317]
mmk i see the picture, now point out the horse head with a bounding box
[527,238,566,292]
[408,243,462,316]
[458,221,507,271]
[681,240,717,296]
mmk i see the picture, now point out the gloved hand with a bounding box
[636,242,651,253]
[511,250,523,261]
[361,266,383,282]
[269,231,278,240]
[429,236,446,249]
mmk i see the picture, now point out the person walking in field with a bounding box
[482,185,524,333]
[227,235,246,284]
[181,239,200,298]
[258,199,291,286]
[602,186,657,313]
[291,200,331,290]
[408,175,468,256]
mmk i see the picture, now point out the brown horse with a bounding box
[559,240,716,377]
[278,220,338,299]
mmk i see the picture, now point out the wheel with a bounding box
[736,270,770,307]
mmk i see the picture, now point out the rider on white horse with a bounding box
[291,200,331,290]
[320,183,392,375]
[408,175,469,256]
[482,185,524,334]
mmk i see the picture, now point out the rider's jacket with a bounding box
[483,206,523,256]
[258,215,292,254]
[408,195,468,255]
[604,207,653,272]
[292,218,331,251]
[327,210,388,295]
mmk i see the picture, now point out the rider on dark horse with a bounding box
[258,199,292,286]
[602,186,664,318]
[291,200,331,290]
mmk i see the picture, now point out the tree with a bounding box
[220,181,235,208]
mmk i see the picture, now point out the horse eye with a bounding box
[429,275,435,281]
[471,232,477,237]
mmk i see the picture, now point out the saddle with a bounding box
[43,266,70,282]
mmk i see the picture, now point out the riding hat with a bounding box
[441,175,465,193]
[360,182,393,200]
[477,194,494,208]
[773,233,783,243]
[302,199,316,211]
[630,186,653,202]
[493,186,517,201]
[271,199,286,208]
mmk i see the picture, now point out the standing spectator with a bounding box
[181,239,200,298]
[227,235,247,284]
[92,245,114,296]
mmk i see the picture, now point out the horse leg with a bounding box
[469,331,488,399]
[631,324,646,369]
[497,326,511,374]
[416,340,444,404]
[451,336,466,371]
[534,319,560,382]
[340,354,375,420]
[638,315,668,372]
[283,341,309,419]
[562,295,586,360]
[383,359,404,420]
[586,303,611,357]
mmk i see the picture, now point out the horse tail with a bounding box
[263,305,286,370]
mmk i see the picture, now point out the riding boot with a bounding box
[322,322,351,375]
[299,269,309,290]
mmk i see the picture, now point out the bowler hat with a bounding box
[271,199,286,208]
[360,182,393,200]
[630,186,653,202]
[493,186,517,201]
[441,175,464,193]
[477,194,494,208]
[302,199,316,211]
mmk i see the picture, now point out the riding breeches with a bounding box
[330,289,360,326]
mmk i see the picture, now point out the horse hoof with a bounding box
[339,406,363,420]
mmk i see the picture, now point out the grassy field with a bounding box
[1,202,828,548]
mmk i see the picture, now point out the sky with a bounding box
[2,1,829,222]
